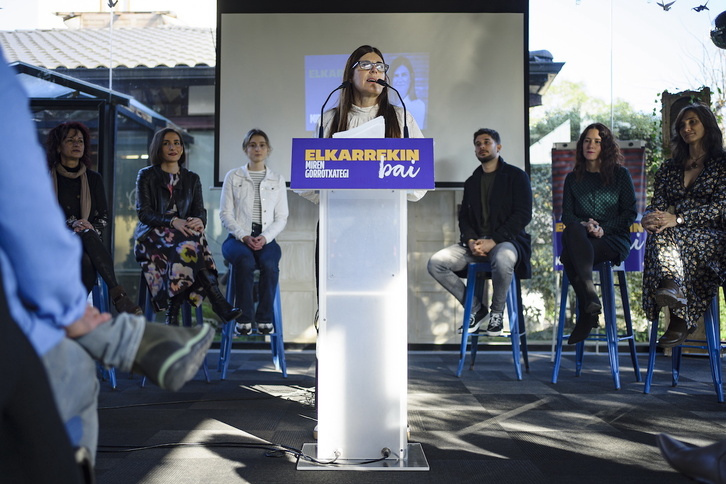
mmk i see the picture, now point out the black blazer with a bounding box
[458,157,533,279]
[134,165,207,241]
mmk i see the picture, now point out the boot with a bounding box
[109,285,143,316]
[165,294,184,326]
[567,311,599,345]
[657,311,691,348]
[132,321,214,392]
[656,433,726,484]
[197,269,242,321]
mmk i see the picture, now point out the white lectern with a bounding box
[291,137,433,471]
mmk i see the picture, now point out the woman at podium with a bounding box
[318,45,423,139]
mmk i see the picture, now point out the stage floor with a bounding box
[95,348,717,483]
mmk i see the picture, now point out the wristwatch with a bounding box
[675,215,684,225]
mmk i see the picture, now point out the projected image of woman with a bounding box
[319,45,423,139]
[389,56,426,129]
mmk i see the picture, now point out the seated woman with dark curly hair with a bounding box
[46,121,141,315]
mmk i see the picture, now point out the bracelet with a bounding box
[170,216,178,228]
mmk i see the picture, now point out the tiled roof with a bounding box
[0,26,216,69]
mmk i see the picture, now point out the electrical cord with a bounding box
[97,441,392,467]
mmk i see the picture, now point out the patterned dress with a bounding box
[642,156,726,327]
[134,172,218,311]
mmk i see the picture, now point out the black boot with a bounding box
[165,294,184,326]
[656,433,726,483]
[109,285,143,316]
[657,311,691,348]
[197,269,242,322]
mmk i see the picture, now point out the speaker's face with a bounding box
[679,111,705,146]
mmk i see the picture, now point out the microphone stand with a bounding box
[318,81,350,138]
[376,79,409,138]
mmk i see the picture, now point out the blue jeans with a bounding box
[42,313,145,463]
[222,235,281,323]
[427,242,518,314]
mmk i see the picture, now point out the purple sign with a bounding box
[290,138,434,190]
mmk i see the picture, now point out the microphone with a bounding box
[318,81,350,138]
[376,79,409,138]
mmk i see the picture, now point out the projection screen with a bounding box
[216,1,528,186]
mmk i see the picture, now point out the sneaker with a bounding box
[257,322,273,335]
[235,322,252,335]
[132,322,214,392]
[485,312,504,336]
[458,307,489,334]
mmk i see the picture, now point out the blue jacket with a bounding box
[0,54,87,356]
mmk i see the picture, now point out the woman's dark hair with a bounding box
[389,56,418,100]
[330,45,401,138]
[45,121,93,170]
[574,123,623,185]
[670,103,724,166]
[148,128,187,166]
[242,128,271,151]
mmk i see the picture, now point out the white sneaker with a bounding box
[235,322,251,335]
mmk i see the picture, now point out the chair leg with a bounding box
[643,318,660,394]
[455,265,478,378]
[617,271,641,382]
[551,271,570,384]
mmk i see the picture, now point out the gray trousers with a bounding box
[41,313,145,463]
[427,242,518,314]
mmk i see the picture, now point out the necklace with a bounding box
[687,154,705,170]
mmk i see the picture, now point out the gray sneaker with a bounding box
[133,322,214,392]
[485,312,504,336]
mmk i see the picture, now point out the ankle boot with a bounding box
[657,433,726,483]
[197,269,242,321]
[132,322,214,391]
[657,311,691,348]
[165,294,184,326]
[109,285,143,316]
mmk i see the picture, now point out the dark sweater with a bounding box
[561,165,637,264]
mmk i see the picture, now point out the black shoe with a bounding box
[657,313,692,348]
[197,269,242,322]
[257,322,273,335]
[567,313,599,345]
[458,307,489,334]
[485,312,504,336]
[656,433,726,483]
[655,285,687,309]
[235,321,252,335]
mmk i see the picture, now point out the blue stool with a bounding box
[219,265,287,379]
[91,276,117,389]
[644,296,723,402]
[456,262,529,380]
[552,261,641,390]
[137,275,211,387]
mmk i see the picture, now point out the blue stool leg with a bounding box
[269,283,288,378]
[506,276,522,380]
[456,264,478,377]
[92,277,117,389]
[600,264,622,390]
[617,271,641,381]
[672,345,682,387]
[194,305,211,383]
[704,298,724,402]
[643,317,660,394]
[218,266,235,377]
[551,271,570,383]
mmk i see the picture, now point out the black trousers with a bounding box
[0,267,83,483]
[78,229,118,294]
[560,223,618,311]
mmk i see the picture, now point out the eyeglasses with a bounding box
[352,60,389,73]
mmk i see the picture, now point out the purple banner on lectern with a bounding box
[290,138,434,190]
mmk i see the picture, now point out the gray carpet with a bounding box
[94,348,720,483]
